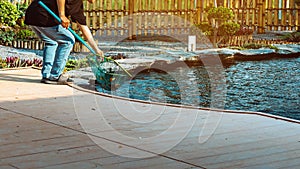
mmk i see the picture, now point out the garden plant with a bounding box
[0,0,34,45]
[192,6,253,47]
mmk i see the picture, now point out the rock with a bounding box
[273,44,300,54]
[193,48,239,56]
[116,58,154,70]
[67,69,94,79]
[237,48,276,55]
[186,45,300,62]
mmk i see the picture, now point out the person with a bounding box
[25,0,103,84]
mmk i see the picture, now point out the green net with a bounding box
[87,55,129,91]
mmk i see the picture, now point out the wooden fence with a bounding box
[82,0,300,39]
[18,0,300,39]
[226,0,300,33]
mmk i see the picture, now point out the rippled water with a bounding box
[97,57,300,120]
[225,58,300,120]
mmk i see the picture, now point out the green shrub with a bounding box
[0,58,7,68]
[64,58,89,71]
[0,29,15,44]
[0,28,34,45]
[16,3,28,27]
[17,3,28,18]
[0,0,20,26]
[194,22,214,36]
[207,6,234,21]
[65,59,78,71]
[192,21,240,37]
[0,1,33,46]
[16,29,35,40]
[191,6,248,47]
[218,22,240,36]
[193,6,239,36]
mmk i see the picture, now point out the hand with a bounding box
[60,15,70,28]
[96,49,104,58]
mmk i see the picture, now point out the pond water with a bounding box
[225,58,300,120]
[96,56,300,120]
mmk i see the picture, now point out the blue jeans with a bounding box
[31,25,75,80]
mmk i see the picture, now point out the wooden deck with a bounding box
[0,68,300,169]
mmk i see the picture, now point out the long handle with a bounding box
[38,1,132,77]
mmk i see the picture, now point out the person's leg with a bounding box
[31,25,75,82]
[31,26,57,79]
[49,25,75,80]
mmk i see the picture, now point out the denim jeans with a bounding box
[31,25,75,80]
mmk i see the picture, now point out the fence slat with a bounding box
[113,0,117,36]
[107,0,112,36]
[288,0,294,30]
[275,0,279,31]
[98,0,103,36]
[163,0,169,35]
[267,0,272,30]
[189,0,194,26]
[282,0,287,30]
[121,0,126,36]
[297,3,300,30]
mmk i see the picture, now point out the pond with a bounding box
[96,57,300,120]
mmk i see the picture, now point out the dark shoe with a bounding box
[40,77,50,84]
[40,75,73,85]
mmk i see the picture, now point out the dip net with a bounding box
[87,54,130,91]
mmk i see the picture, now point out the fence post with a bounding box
[128,0,136,40]
[196,0,202,24]
[257,0,266,33]
[297,2,300,31]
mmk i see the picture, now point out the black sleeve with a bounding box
[25,0,60,27]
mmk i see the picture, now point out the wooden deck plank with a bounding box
[0,133,96,160]
[162,114,300,167]
[235,149,300,169]
[199,141,300,168]
[165,132,300,159]
[3,145,109,169]
[0,98,84,131]
[3,140,197,169]
[1,110,194,169]
[39,161,104,169]
[0,110,80,146]
[3,80,294,143]
[95,156,200,169]
[0,165,18,169]
[88,114,296,153]
[82,156,150,168]
[140,160,203,169]
[223,150,300,168]
[40,156,199,169]
[1,68,300,168]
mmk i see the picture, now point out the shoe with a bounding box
[40,75,73,85]
[40,77,49,84]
